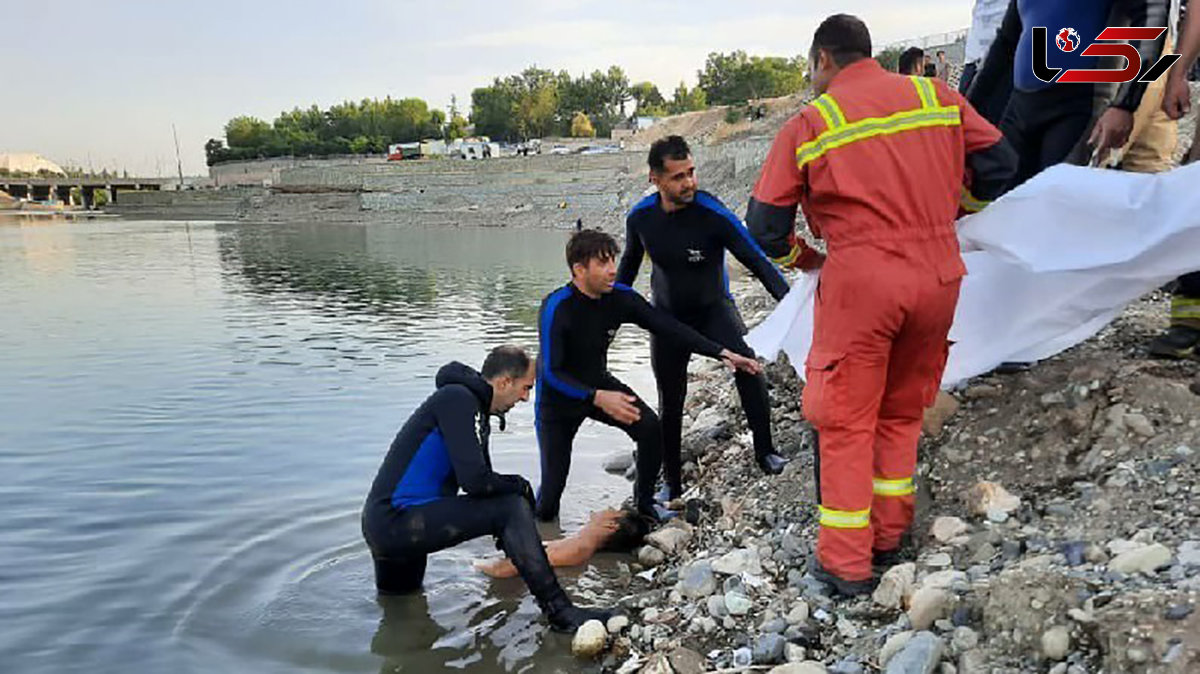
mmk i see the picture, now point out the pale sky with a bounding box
[0,1,969,177]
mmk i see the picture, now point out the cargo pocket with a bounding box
[803,348,847,428]
[923,340,953,407]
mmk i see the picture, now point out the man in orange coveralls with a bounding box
[746,14,1017,595]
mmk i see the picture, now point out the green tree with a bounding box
[876,47,902,72]
[225,116,275,149]
[570,111,596,137]
[668,82,708,113]
[697,51,807,105]
[630,81,666,114]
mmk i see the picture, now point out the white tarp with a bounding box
[746,162,1200,388]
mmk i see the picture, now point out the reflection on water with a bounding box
[0,217,655,673]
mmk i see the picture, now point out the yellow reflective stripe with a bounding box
[819,94,847,127]
[911,75,938,110]
[818,505,871,529]
[811,96,838,131]
[773,242,803,267]
[1171,297,1200,319]
[960,185,990,213]
[873,477,915,497]
[795,106,960,170]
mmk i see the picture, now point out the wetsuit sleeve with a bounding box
[935,80,1018,207]
[745,117,823,270]
[617,288,731,358]
[966,0,1019,125]
[1109,0,1170,111]
[539,296,596,402]
[705,197,790,302]
[434,387,527,497]
[615,217,643,287]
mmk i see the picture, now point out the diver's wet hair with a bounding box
[566,229,620,270]
[598,509,651,553]
[481,345,531,380]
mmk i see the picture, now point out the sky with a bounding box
[0,1,970,177]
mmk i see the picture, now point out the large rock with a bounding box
[725,590,753,615]
[713,547,763,575]
[874,562,916,609]
[965,481,1020,517]
[907,587,954,631]
[638,545,666,567]
[879,631,914,666]
[885,631,944,674]
[603,451,634,474]
[1041,625,1071,661]
[678,560,717,598]
[1179,540,1200,567]
[707,594,729,617]
[754,633,788,664]
[646,524,694,555]
[923,391,961,436]
[571,619,608,658]
[931,516,969,543]
[1108,543,1172,575]
[667,647,707,674]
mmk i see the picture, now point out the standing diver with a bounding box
[617,135,794,505]
[361,346,613,632]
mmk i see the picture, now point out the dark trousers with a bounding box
[362,494,561,601]
[999,84,1098,190]
[535,375,661,521]
[652,301,773,498]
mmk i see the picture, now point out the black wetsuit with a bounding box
[534,281,728,520]
[362,362,562,602]
[617,191,789,497]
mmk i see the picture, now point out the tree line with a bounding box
[206,50,808,165]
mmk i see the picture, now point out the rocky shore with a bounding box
[574,277,1199,674]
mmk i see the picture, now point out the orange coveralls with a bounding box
[747,59,1009,581]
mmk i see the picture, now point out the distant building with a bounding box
[0,153,66,176]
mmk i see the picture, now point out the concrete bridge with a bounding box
[0,177,173,208]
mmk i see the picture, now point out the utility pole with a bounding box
[172,124,185,189]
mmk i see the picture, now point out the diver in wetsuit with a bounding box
[616,136,792,503]
[534,229,762,522]
[361,346,613,633]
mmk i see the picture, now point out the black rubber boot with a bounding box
[1148,325,1200,359]
[807,557,879,597]
[871,548,903,575]
[542,589,617,633]
[756,452,790,475]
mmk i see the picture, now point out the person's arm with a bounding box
[697,192,790,302]
[745,116,824,271]
[434,387,532,499]
[538,294,596,403]
[965,0,1020,125]
[616,285,745,359]
[934,80,1019,209]
[615,217,644,287]
[1164,1,1200,119]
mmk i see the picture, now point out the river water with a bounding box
[0,216,657,673]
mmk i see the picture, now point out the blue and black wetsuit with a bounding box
[967,0,1169,187]
[617,191,789,498]
[362,362,556,598]
[534,281,728,521]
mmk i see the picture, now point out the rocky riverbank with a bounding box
[576,276,1199,674]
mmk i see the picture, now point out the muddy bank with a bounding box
[580,277,1198,674]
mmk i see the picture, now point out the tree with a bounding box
[876,47,902,72]
[668,82,708,114]
[630,81,666,114]
[570,111,596,138]
[697,51,807,105]
[224,116,275,149]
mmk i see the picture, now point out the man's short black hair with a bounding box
[923,62,937,78]
[481,345,531,380]
[598,508,651,553]
[810,14,872,67]
[566,229,620,270]
[898,47,925,75]
[648,135,691,173]
[936,50,946,57]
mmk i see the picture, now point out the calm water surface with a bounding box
[0,216,657,673]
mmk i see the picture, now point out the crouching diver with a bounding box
[361,345,614,632]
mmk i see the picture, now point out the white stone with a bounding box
[725,591,753,615]
[571,619,608,658]
[638,545,666,567]
[606,615,629,634]
[931,516,969,543]
[965,481,1020,516]
[1041,625,1071,661]
[1108,543,1172,574]
[874,562,916,609]
[646,525,693,555]
[786,601,810,625]
[907,587,954,631]
[921,570,968,590]
[713,547,763,575]
[880,631,914,666]
[769,663,828,674]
